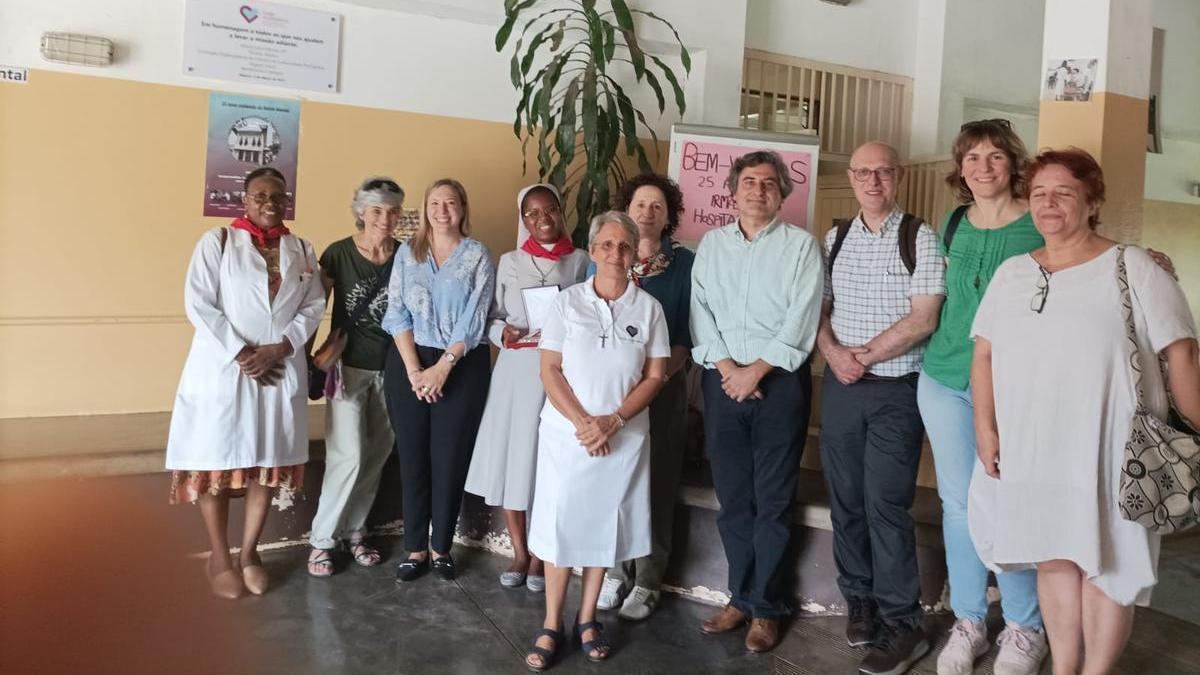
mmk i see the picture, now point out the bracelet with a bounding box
[612,412,626,428]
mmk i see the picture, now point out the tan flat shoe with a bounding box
[208,568,244,600]
[242,564,269,595]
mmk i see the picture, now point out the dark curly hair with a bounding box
[612,173,685,236]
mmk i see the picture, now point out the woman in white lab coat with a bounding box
[524,212,669,670]
[166,167,326,600]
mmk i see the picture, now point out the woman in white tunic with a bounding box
[524,212,669,671]
[464,183,588,592]
[969,149,1200,673]
[166,167,326,599]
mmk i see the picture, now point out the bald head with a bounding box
[847,141,903,220]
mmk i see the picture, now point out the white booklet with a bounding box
[511,285,561,347]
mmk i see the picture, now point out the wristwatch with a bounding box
[442,352,458,368]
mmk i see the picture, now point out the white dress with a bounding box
[528,279,671,568]
[967,246,1196,605]
[166,227,326,470]
[464,248,589,510]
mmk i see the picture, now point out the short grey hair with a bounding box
[352,176,405,229]
[587,210,638,248]
[724,150,794,199]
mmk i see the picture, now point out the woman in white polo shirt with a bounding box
[523,211,670,671]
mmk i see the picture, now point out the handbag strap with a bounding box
[1115,245,1149,415]
[340,242,398,330]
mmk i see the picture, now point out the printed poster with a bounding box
[203,92,300,219]
[1042,58,1099,102]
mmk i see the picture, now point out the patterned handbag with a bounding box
[1115,246,1200,534]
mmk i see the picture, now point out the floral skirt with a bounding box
[169,465,305,505]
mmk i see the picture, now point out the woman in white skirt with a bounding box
[523,212,669,671]
[166,167,326,599]
[969,148,1200,673]
[464,184,588,592]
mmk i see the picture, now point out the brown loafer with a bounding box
[701,604,747,634]
[242,564,269,596]
[745,618,780,653]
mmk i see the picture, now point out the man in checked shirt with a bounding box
[816,141,946,675]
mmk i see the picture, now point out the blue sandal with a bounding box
[574,615,612,663]
[524,627,564,672]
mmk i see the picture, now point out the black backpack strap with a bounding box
[898,213,924,275]
[943,204,969,253]
[828,219,853,271]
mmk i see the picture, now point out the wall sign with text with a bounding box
[667,125,820,244]
[183,0,341,93]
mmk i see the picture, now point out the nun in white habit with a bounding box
[166,167,326,600]
[523,211,668,670]
[464,183,589,592]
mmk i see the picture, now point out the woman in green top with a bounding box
[917,119,1049,675]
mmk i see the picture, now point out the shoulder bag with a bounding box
[1116,246,1200,534]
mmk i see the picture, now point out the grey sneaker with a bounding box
[526,574,545,593]
[993,623,1048,675]
[596,575,627,610]
[936,618,988,675]
[617,585,660,621]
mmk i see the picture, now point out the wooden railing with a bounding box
[740,49,913,161]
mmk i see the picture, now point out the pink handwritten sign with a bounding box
[668,132,818,244]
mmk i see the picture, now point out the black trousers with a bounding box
[819,368,925,622]
[702,362,812,619]
[384,343,490,554]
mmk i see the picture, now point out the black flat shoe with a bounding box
[431,555,456,581]
[395,557,429,583]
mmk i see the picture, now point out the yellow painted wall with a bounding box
[1143,200,1200,321]
[0,69,663,418]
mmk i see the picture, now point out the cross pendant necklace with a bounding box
[530,256,552,286]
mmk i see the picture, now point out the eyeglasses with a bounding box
[960,118,1013,131]
[523,205,562,221]
[247,192,291,206]
[364,179,402,193]
[848,167,898,183]
[1031,265,1052,314]
[594,240,633,254]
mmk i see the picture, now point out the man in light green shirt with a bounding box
[690,150,823,653]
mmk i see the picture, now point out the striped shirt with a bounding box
[823,208,945,376]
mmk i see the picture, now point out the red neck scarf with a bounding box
[231,216,290,248]
[521,235,574,261]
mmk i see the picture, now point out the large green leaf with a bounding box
[581,69,599,175]
[495,0,538,50]
[612,85,638,153]
[632,9,691,73]
[620,29,646,80]
[521,23,557,75]
[555,78,580,167]
[643,69,665,113]
[602,23,615,61]
[648,54,686,113]
[610,0,635,31]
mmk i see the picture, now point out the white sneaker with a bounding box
[596,575,627,610]
[993,622,1048,675]
[617,585,660,621]
[936,618,988,675]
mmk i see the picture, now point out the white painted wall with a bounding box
[1147,138,1200,205]
[0,0,745,136]
[744,0,920,77]
[1153,0,1200,140]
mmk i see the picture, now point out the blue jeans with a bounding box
[917,370,1042,628]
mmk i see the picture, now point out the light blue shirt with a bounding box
[381,238,496,350]
[689,218,823,372]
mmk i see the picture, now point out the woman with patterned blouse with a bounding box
[382,178,496,583]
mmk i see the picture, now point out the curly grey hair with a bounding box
[352,176,405,229]
[587,210,638,249]
[724,150,794,199]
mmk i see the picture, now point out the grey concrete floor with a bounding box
[222,538,1200,675]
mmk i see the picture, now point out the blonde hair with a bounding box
[410,178,471,263]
